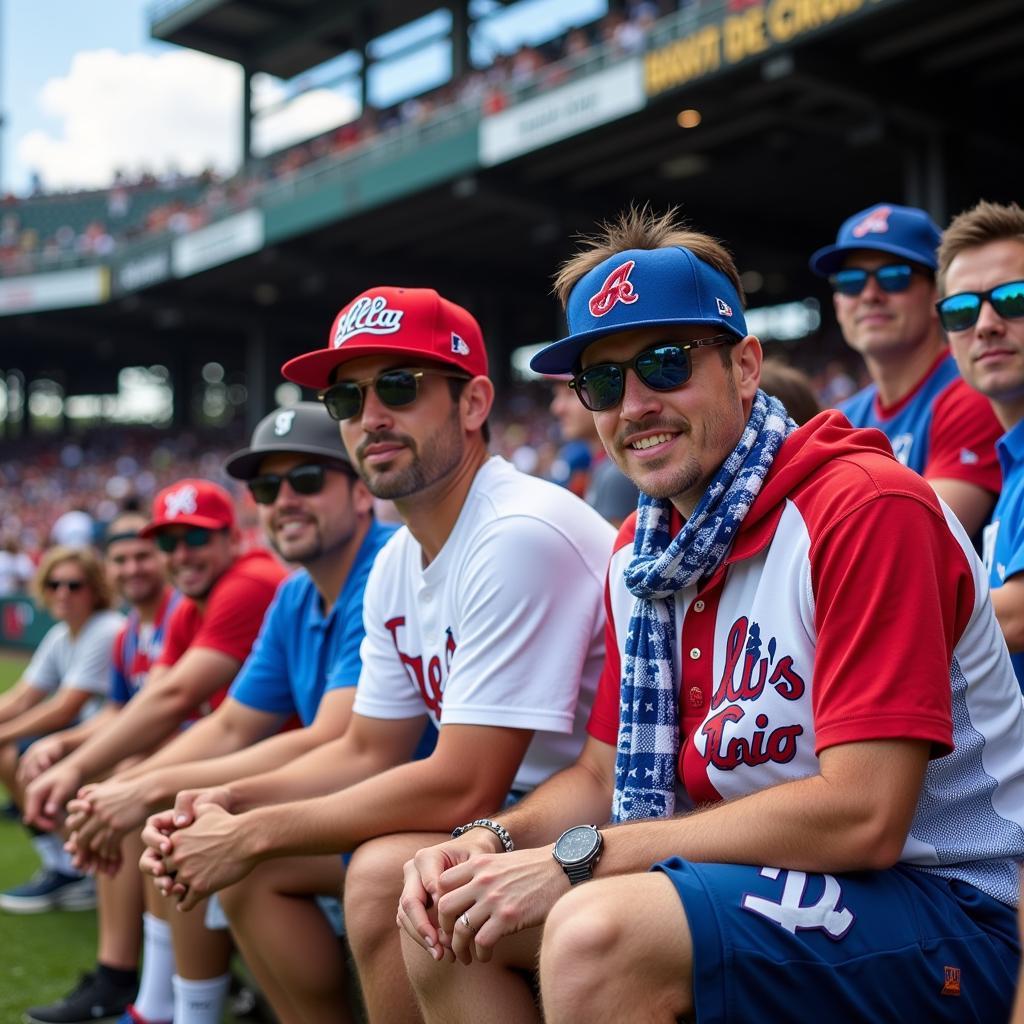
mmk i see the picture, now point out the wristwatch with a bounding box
[552,824,603,885]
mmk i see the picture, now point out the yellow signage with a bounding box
[646,0,876,96]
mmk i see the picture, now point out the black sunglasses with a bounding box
[45,578,86,592]
[247,463,350,505]
[936,280,1024,333]
[569,337,735,412]
[829,264,917,296]
[318,368,471,421]
[155,527,220,554]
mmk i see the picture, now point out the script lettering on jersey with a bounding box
[334,296,404,347]
[588,260,639,317]
[384,617,457,716]
[741,867,854,941]
[701,616,805,771]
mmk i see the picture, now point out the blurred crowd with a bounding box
[0,0,704,277]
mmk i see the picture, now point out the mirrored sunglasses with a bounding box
[829,264,917,296]
[569,337,734,413]
[936,280,1024,333]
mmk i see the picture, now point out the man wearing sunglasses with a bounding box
[811,202,1002,537]
[138,285,613,1024]
[22,479,285,1024]
[393,207,1024,1024]
[937,200,1024,693]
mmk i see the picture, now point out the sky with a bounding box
[0,0,605,196]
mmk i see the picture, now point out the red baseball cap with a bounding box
[282,286,488,390]
[140,479,236,537]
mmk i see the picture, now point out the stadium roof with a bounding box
[148,0,489,78]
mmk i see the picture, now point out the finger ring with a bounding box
[460,911,475,931]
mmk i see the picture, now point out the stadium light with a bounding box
[676,108,702,129]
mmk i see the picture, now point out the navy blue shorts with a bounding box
[654,858,1019,1023]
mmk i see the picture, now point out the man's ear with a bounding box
[461,376,495,434]
[734,335,763,402]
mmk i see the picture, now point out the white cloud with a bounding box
[251,76,359,157]
[17,49,359,190]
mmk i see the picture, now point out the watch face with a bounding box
[555,826,599,866]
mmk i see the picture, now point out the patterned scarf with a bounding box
[611,390,796,822]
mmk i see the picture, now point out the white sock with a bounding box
[172,972,231,1024]
[133,913,176,1022]
[31,832,69,873]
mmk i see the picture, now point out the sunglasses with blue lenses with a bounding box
[829,264,917,296]
[569,337,734,412]
[936,280,1024,333]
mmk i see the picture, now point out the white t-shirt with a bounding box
[24,609,125,699]
[0,550,34,595]
[354,456,615,791]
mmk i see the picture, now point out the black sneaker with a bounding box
[23,971,137,1023]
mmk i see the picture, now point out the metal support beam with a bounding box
[242,65,254,168]
[450,0,469,82]
[245,324,270,431]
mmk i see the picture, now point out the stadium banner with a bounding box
[479,60,645,167]
[114,241,173,294]
[0,597,54,651]
[171,209,265,278]
[645,0,898,96]
[0,266,109,317]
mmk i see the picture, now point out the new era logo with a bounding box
[716,297,733,317]
[451,333,470,356]
[164,484,198,518]
[959,448,979,465]
[852,206,892,237]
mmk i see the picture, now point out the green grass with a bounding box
[0,651,258,1021]
[0,651,99,1019]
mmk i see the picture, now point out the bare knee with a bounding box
[345,834,418,952]
[540,883,690,1023]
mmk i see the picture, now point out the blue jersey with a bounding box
[228,519,397,726]
[839,352,1001,490]
[984,419,1024,691]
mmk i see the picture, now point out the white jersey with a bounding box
[24,609,125,715]
[355,456,614,791]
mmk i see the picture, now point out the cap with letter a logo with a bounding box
[531,246,747,375]
[809,202,942,277]
[140,479,236,537]
[282,286,488,389]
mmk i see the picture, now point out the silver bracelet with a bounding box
[450,818,514,853]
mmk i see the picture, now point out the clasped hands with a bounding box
[398,832,569,966]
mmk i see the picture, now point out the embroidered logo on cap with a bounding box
[273,410,296,436]
[716,297,733,317]
[589,260,639,318]
[334,296,404,347]
[451,333,470,356]
[164,484,198,518]
[852,206,892,237]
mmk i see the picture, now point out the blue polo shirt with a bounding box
[229,520,397,724]
[984,418,1024,691]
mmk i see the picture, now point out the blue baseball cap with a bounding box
[530,246,747,375]
[809,203,941,277]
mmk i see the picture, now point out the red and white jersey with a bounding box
[589,411,1024,905]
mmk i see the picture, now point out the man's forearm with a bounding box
[243,757,508,859]
[139,727,322,810]
[493,759,615,850]
[63,688,186,782]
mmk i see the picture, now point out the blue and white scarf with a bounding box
[611,390,797,822]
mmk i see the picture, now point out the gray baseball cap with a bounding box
[224,402,351,480]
